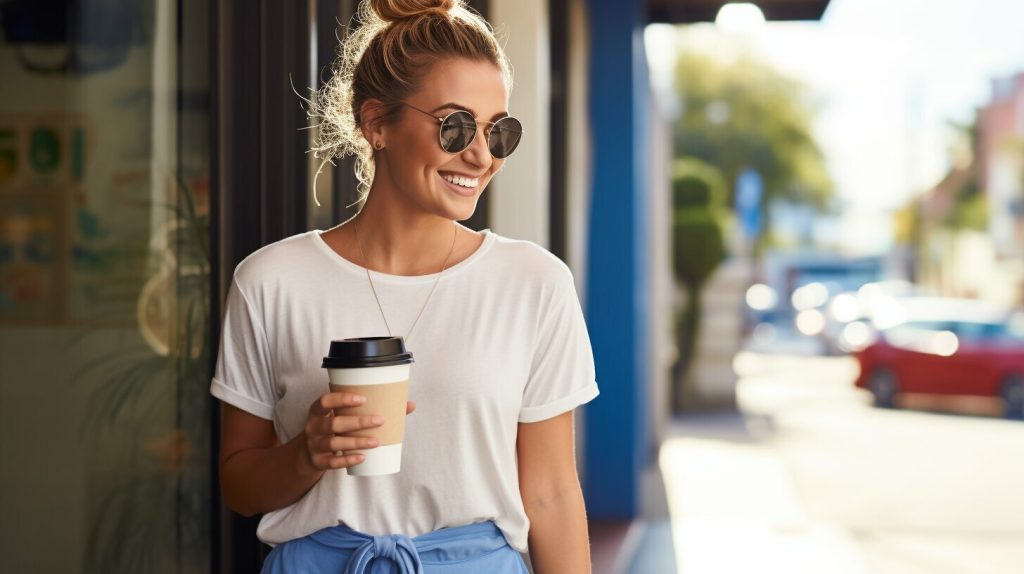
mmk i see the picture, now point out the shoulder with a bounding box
[231,230,322,290]
[483,232,578,304]
[486,232,576,288]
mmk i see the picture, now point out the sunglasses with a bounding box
[400,102,523,159]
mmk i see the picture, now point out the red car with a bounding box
[854,314,1024,418]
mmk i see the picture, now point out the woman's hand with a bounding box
[301,392,417,472]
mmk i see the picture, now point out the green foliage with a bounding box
[672,209,726,288]
[892,200,922,246]
[78,174,211,572]
[945,191,989,230]
[670,206,725,411]
[673,49,833,214]
[672,157,727,210]
[943,164,988,230]
[669,158,728,412]
[671,157,727,288]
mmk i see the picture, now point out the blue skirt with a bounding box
[261,519,529,574]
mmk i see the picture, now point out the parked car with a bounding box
[853,304,1024,418]
[743,255,889,356]
[826,280,922,354]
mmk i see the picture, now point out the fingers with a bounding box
[325,453,366,469]
[306,411,384,439]
[310,391,368,417]
[304,423,383,472]
[314,433,380,453]
[310,430,380,471]
[303,391,415,472]
[311,393,417,417]
[309,449,366,471]
[329,414,385,435]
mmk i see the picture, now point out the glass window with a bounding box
[0,0,210,570]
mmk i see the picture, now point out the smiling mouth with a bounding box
[440,172,480,189]
[438,172,480,196]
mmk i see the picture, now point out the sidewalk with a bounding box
[590,409,867,574]
[659,411,870,574]
[589,449,678,573]
[591,353,1024,574]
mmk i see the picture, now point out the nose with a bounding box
[460,124,493,170]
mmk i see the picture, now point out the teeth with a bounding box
[442,173,479,188]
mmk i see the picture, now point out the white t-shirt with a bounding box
[210,228,600,552]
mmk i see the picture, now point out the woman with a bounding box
[210,0,599,571]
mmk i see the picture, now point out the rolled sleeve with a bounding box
[519,266,600,423]
[210,280,278,420]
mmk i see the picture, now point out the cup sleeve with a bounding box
[210,280,277,420]
[518,268,600,423]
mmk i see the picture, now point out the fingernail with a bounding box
[371,415,385,424]
[354,395,366,403]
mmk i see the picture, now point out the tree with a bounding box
[673,49,833,249]
[671,158,726,412]
[942,118,988,232]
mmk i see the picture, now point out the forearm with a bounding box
[524,484,592,574]
[220,433,324,517]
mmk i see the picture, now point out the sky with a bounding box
[645,0,1024,255]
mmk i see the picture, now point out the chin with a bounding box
[450,203,479,222]
[435,183,484,216]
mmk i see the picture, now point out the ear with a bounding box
[359,98,389,147]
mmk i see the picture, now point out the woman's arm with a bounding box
[219,395,413,517]
[218,403,324,517]
[517,411,592,573]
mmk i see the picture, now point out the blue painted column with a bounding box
[583,0,651,519]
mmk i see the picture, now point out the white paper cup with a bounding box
[322,337,414,477]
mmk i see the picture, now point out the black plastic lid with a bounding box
[321,336,415,369]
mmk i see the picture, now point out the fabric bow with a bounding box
[343,532,424,574]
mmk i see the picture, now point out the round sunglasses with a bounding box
[400,102,523,159]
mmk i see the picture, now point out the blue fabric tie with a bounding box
[261,519,526,574]
[345,533,422,574]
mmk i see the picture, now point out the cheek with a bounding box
[390,137,444,181]
[392,121,436,158]
[413,139,449,170]
[488,160,505,179]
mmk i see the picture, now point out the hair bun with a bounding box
[371,0,457,22]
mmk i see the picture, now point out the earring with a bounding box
[374,141,384,150]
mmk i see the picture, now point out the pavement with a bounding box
[593,352,1024,574]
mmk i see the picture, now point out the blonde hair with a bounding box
[303,0,513,207]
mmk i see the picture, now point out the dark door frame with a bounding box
[211,0,317,570]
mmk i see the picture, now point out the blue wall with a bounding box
[583,0,652,519]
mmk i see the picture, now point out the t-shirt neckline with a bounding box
[310,227,496,285]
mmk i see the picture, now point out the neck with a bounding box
[350,185,458,276]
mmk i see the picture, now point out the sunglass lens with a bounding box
[488,117,523,159]
[439,111,478,153]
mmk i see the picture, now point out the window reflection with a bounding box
[0,0,210,571]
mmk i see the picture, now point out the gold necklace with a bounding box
[352,218,458,345]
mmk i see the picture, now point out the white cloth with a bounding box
[210,228,600,552]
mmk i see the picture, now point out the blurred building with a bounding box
[980,72,1024,300]
[918,71,1024,306]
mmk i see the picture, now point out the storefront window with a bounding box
[0,0,211,570]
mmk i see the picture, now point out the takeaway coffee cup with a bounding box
[322,336,414,476]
